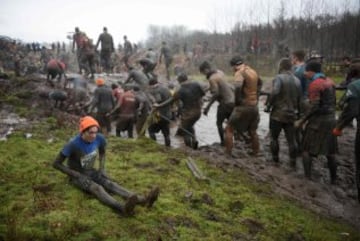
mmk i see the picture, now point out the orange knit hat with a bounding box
[79,116,99,133]
[96,78,105,86]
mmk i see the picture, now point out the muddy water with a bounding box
[166,96,269,148]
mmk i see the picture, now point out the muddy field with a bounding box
[1,73,359,231]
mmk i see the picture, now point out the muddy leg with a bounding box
[302,152,313,180]
[269,119,282,162]
[248,128,259,156]
[326,154,337,184]
[224,124,234,156]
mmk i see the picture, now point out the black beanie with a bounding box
[230,56,244,66]
[305,61,322,73]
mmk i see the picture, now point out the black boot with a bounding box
[145,186,160,208]
[290,158,297,171]
[327,155,337,184]
[123,194,138,216]
[303,155,312,180]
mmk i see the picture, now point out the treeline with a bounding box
[145,8,360,62]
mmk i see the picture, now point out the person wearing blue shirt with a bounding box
[53,116,159,216]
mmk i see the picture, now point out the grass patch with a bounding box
[0,125,359,241]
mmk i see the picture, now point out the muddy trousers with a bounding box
[269,119,297,167]
[302,152,337,184]
[182,126,198,149]
[148,118,171,146]
[216,103,234,146]
[71,171,139,213]
[355,128,360,202]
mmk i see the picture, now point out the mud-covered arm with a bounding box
[108,100,121,116]
[154,94,175,108]
[98,145,106,174]
[266,77,281,110]
[336,98,359,130]
[203,78,218,113]
[53,152,82,179]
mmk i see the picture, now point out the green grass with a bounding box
[0,124,359,241]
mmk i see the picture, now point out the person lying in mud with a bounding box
[53,116,160,216]
[333,63,360,203]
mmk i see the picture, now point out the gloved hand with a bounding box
[332,128,342,136]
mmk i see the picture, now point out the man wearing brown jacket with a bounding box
[225,56,260,156]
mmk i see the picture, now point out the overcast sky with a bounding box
[0,0,358,45]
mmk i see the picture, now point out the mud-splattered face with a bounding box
[82,126,99,142]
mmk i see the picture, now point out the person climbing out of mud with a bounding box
[46,59,67,87]
[124,66,149,91]
[294,61,338,184]
[199,61,234,146]
[332,63,360,202]
[53,116,160,216]
[153,73,205,149]
[224,56,260,156]
[265,58,303,168]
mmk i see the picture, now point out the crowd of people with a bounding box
[54,48,360,212]
[2,30,360,215]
